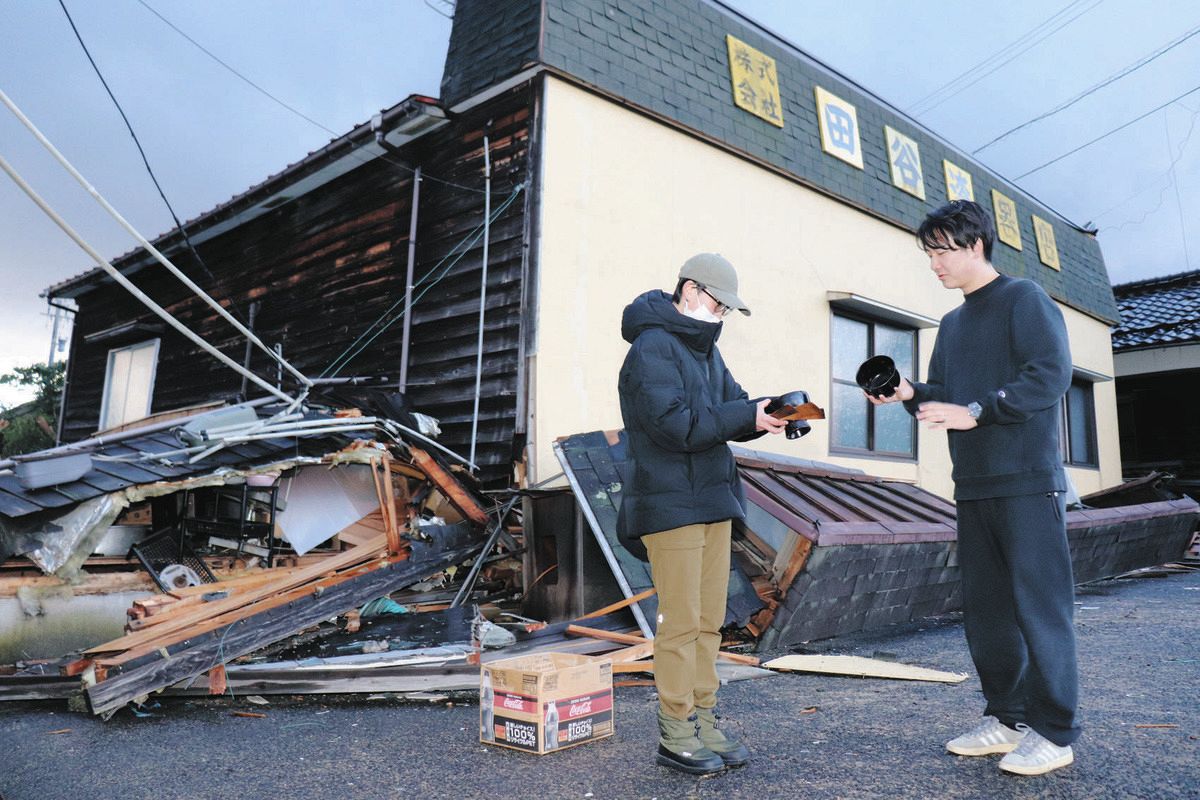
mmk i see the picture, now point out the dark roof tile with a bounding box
[1111,270,1200,350]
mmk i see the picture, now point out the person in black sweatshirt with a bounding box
[617,252,785,775]
[870,200,1080,776]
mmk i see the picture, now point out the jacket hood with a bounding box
[621,290,722,353]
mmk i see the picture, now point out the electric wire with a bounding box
[1014,83,1200,179]
[0,86,312,389]
[321,184,523,379]
[0,149,296,404]
[58,0,222,287]
[133,0,491,195]
[974,24,1200,154]
[909,0,1101,116]
[907,0,1087,111]
[423,0,455,19]
[1093,103,1200,228]
[1166,112,1193,268]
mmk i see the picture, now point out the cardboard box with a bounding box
[480,652,613,754]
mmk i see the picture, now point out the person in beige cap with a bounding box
[617,253,785,775]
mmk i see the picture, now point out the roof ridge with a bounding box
[1112,268,1200,293]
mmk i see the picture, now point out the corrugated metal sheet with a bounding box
[735,454,957,545]
[0,414,345,521]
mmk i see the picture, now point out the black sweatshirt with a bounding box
[904,274,1073,500]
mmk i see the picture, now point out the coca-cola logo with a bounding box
[568,700,593,717]
[502,695,524,710]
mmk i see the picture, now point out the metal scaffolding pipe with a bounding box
[0,88,312,389]
[399,166,421,392]
[469,135,491,470]
[0,151,295,407]
[0,397,279,469]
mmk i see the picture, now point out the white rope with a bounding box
[0,88,312,389]
[0,151,295,405]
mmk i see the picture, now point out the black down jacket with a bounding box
[616,290,762,560]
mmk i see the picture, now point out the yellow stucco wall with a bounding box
[531,77,1121,499]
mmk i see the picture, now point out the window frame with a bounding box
[1060,376,1099,469]
[98,338,161,431]
[828,310,918,462]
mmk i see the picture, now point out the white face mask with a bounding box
[682,300,723,324]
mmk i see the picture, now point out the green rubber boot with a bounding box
[656,708,726,775]
[695,706,751,767]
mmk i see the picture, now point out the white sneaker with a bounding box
[998,727,1074,775]
[946,716,1026,756]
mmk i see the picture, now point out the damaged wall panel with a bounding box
[54,87,535,486]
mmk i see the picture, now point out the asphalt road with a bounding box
[2,568,1196,800]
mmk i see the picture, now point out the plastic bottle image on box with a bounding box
[480,668,495,742]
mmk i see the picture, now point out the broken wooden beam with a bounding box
[84,534,390,658]
[576,587,657,621]
[565,624,760,666]
[373,454,404,555]
[604,641,654,663]
[408,446,489,527]
[84,545,480,717]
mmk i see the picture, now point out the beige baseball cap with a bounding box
[678,253,751,316]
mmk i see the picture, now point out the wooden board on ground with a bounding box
[565,624,760,666]
[763,655,968,683]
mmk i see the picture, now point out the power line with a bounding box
[134,0,332,136]
[1014,83,1200,179]
[58,0,221,288]
[907,0,1091,114]
[917,0,1103,115]
[1166,111,1193,268]
[133,0,490,195]
[423,0,455,19]
[974,24,1200,154]
[1093,104,1200,227]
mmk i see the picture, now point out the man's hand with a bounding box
[916,401,978,431]
[865,377,915,406]
[755,399,788,434]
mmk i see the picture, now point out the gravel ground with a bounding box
[1,567,1196,800]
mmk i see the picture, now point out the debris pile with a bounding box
[0,400,761,715]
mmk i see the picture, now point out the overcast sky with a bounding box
[1,0,1197,406]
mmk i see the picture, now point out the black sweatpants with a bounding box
[956,491,1081,746]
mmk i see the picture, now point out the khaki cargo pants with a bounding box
[643,520,731,721]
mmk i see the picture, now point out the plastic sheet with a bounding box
[27,494,126,577]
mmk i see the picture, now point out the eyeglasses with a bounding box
[696,285,733,317]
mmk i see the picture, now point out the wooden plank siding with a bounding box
[58,86,535,486]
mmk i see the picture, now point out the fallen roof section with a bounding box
[0,404,353,521]
[555,430,1200,649]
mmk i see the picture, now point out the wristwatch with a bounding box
[966,401,983,420]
